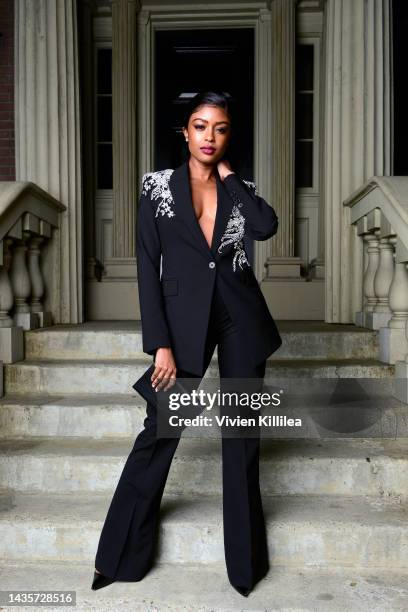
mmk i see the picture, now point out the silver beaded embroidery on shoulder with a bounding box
[242,180,258,195]
[218,205,251,272]
[142,169,176,218]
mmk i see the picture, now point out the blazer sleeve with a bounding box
[136,176,172,357]
[222,173,279,241]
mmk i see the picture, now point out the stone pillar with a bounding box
[323,0,392,322]
[264,0,302,280]
[104,0,139,278]
[15,0,83,323]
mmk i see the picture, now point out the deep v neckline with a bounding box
[188,171,220,253]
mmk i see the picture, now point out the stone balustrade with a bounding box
[0,182,66,395]
[344,177,408,403]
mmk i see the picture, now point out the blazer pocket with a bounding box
[161,277,178,296]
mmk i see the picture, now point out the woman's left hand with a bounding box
[217,158,235,181]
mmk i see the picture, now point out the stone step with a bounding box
[0,489,407,568]
[1,559,407,611]
[0,393,146,438]
[24,322,379,362]
[0,437,407,499]
[1,391,406,438]
[4,358,394,395]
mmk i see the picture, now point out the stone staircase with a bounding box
[0,321,407,611]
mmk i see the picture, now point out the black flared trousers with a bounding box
[94,285,269,592]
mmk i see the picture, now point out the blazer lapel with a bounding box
[211,171,233,258]
[168,160,233,259]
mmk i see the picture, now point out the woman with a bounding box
[92,91,282,597]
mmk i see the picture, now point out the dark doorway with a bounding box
[392,0,408,175]
[154,28,255,179]
[154,28,255,264]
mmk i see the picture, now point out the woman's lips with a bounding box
[200,147,216,155]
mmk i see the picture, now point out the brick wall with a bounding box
[0,0,15,181]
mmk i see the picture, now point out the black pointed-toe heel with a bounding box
[233,585,251,597]
[91,570,116,591]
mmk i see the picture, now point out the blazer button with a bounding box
[209,261,216,269]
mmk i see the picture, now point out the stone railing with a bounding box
[344,177,408,403]
[0,182,66,395]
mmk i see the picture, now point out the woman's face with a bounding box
[182,104,231,164]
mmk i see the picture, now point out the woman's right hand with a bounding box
[151,347,177,392]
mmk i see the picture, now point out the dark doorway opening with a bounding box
[154,28,255,179]
[392,0,408,175]
[154,28,255,264]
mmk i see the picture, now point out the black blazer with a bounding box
[136,159,282,377]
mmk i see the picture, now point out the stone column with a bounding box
[323,0,392,322]
[264,0,302,280]
[15,0,83,323]
[103,0,140,280]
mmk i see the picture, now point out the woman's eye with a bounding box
[193,125,227,133]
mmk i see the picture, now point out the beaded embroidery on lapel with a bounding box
[217,177,260,272]
[142,169,175,218]
[218,205,251,272]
